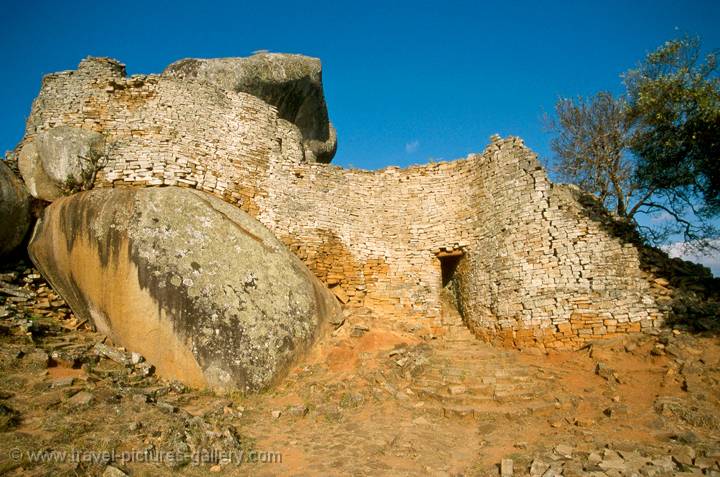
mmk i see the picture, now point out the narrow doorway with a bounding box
[437,249,464,311]
[439,253,462,288]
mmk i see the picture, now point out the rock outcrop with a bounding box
[164,52,337,163]
[16,56,312,216]
[0,161,31,256]
[28,186,341,392]
[18,126,106,201]
[14,55,717,353]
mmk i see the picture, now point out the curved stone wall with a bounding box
[16,56,674,349]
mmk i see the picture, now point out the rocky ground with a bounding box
[0,258,719,476]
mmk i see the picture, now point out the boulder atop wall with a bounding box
[28,186,341,392]
[164,52,337,163]
[0,160,31,257]
[18,126,106,202]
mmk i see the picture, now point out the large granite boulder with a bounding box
[28,186,341,392]
[19,126,106,202]
[0,161,31,256]
[164,53,337,163]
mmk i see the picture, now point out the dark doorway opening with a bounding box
[437,249,466,321]
[439,253,462,288]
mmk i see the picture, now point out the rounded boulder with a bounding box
[28,186,341,392]
[0,161,32,256]
[19,126,105,201]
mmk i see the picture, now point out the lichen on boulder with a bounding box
[19,126,106,201]
[28,186,341,392]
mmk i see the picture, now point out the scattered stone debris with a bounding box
[495,442,720,476]
[102,465,128,477]
[0,403,20,431]
[350,323,370,337]
[94,342,133,367]
[67,391,94,407]
[595,362,619,383]
[500,458,513,476]
[287,404,309,417]
[1,257,719,475]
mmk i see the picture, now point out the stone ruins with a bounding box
[7,53,717,390]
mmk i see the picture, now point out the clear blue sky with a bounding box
[2,0,719,271]
[3,0,719,169]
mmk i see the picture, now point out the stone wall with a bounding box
[451,142,666,349]
[19,57,291,217]
[16,56,683,349]
[258,155,480,328]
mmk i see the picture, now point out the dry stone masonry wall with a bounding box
[16,55,690,350]
[18,57,288,217]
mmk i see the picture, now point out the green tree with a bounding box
[547,37,720,252]
[625,37,720,227]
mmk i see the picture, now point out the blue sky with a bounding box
[2,0,719,271]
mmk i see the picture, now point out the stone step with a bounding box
[415,375,529,390]
[432,348,514,358]
[432,346,502,356]
[441,326,475,335]
[413,381,496,396]
[415,376,521,390]
[441,334,477,343]
[433,344,513,356]
[421,402,480,420]
[414,373,467,386]
[419,401,543,420]
[439,334,481,343]
[413,378,541,399]
[411,377,447,389]
[440,322,471,328]
[419,366,531,382]
[429,357,519,368]
[411,296,554,420]
[412,385,496,403]
[413,375,541,397]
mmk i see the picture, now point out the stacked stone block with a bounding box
[16,56,685,350]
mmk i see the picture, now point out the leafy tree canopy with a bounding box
[625,37,720,216]
[547,37,720,252]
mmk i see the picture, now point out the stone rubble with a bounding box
[0,261,261,474]
[0,255,718,475]
[493,441,720,476]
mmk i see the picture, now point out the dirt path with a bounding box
[1,260,719,476]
